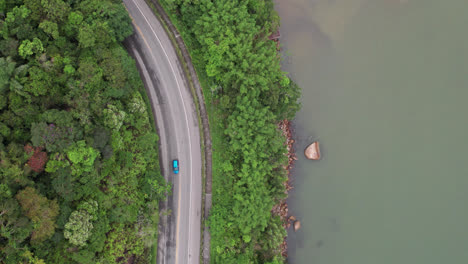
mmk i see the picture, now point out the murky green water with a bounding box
[276,0,468,263]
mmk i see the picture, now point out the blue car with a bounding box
[172,159,179,174]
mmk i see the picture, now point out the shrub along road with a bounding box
[123,0,202,263]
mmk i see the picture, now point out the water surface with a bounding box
[276,0,468,263]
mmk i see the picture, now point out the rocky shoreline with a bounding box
[273,119,297,259]
[270,29,297,260]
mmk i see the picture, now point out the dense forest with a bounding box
[0,0,168,263]
[160,0,301,263]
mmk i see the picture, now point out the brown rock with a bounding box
[294,220,301,231]
[304,141,321,160]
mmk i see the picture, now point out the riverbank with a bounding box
[274,119,297,258]
[270,24,299,258]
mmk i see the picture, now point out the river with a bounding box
[276,0,468,263]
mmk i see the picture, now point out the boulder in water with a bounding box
[304,141,321,160]
[294,220,301,232]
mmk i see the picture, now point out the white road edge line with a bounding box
[130,0,195,263]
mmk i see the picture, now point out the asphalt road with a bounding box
[123,0,202,263]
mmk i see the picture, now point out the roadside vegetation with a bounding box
[160,0,301,262]
[0,0,168,263]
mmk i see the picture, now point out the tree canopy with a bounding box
[0,0,167,263]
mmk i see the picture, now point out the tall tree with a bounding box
[18,38,44,59]
[0,57,15,93]
[16,187,59,243]
[24,144,48,173]
[64,200,98,247]
[0,198,33,262]
[66,140,99,176]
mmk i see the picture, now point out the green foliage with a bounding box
[128,92,147,114]
[0,144,33,187]
[0,1,162,262]
[45,155,69,173]
[66,140,99,175]
[16,187,59,243]
[68,11,83,26]
[21,250,47,264]
[0,38,19,57]
[64,200,98,247]
[166,0,299,118]
[63,64,75,75]
[18,38,44,58]
[77,23,95,48]
[31,122,79,152]
[103,224,145,263]
[0,183,12,198]
[0,198,33,262]
[77,56,103,91]
[40,0,71,23]
[106,4,133,42]
[24,66,52,96]
[0,57,15,93]
[2,5,31,39]
[257,216,286,260]
[23,0,44,22]
[103,104,126,131]
[39,20,59,39]
[0,0,4,14]
[77,0,133,42]
[50,167,76,201]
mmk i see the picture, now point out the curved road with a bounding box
[123,0,202,263]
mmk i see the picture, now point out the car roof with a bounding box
[173,159,178,166]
